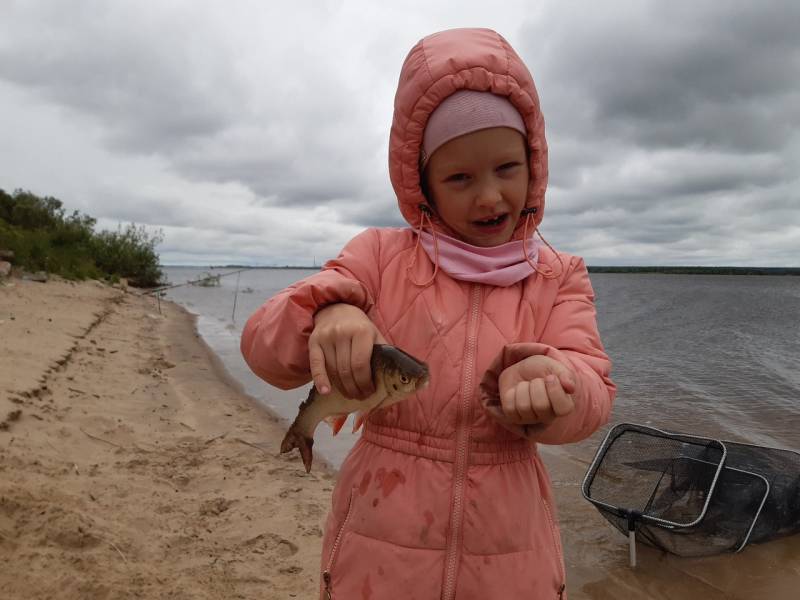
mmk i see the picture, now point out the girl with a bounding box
[241,27,615,599]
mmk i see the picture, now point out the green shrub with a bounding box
[92,224,163,287]
[0,188,164,287]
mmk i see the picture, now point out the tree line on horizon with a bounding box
[0,188,163,287]
[586,265,800,276]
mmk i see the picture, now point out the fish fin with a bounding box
[324,414,348,436]
[352,411,367,433]
[352,393,391,433]
[280,427,315,473]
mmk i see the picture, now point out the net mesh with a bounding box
[583,423,800,557]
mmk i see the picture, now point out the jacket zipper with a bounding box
[322,487,356,599]
[441,284,482,600]
[541,497,567,596]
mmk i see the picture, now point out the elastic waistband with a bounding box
[362,424,535,465]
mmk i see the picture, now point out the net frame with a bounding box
[581,423,778,562]
[583,425,725,529]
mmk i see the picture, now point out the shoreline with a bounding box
[173,300,339,478]
[2,278,797,599]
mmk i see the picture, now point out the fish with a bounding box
[280,344,429,472]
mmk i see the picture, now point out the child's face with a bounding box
[425,127,529,247]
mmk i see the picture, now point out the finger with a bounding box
[513,381,537,423]
[497,367,519,400]
[350,333,375,398]
[335,337,360,399]
[529,377,556,424]
[308,342,331,395]
[501,387,519,422]
[317,335,344,396]
[546,374,575,416]
[319,339,345,395]
[557,372,576,395]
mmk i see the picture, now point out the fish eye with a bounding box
[400,375,410,384]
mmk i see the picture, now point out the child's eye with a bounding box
[497,162,521,172]
[444,173,470,183]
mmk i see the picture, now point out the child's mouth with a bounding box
[473,213,508,229]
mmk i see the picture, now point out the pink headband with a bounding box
[421,90,527,166]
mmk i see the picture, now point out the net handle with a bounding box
[627,511,640,568]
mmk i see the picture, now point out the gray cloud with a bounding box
[515,1,800,265]
[0,2,798,266]
[524,2,800,152]
[337,198,408,229]
[0,2,385,210]
[0,4,240,153]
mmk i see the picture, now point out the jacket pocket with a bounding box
[322,486,357,600]
[540,496,567,599]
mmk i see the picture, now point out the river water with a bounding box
[162,267,800,468]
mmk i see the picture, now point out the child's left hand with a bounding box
[498,356,578,425]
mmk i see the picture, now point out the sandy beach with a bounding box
[1,278,333,599]
[2,278,798,599]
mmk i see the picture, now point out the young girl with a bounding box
[241,27,615,599]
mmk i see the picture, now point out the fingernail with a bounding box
[545,374,556,384]
[319,385,330,394]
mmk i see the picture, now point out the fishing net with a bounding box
[582,423,800,563]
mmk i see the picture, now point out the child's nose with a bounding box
[475,181,503,208]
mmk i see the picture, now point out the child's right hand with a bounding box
[308,303,386,399]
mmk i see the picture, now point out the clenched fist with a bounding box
[498,355,577,425]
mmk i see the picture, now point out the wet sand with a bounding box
[1,277,797,599]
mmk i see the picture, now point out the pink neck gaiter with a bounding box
[419,230,540,287]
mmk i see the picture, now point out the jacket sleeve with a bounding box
[480,256,616,444]
[240,228,382,390]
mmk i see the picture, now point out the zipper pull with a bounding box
[558,583,566,599]
[323,570,332,599]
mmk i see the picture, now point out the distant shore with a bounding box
[586,266,800,275]
[164,264,800,276]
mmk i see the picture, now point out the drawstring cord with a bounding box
[521,207,563,279]
[407,204,440,287]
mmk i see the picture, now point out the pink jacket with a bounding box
[241,28,615,600]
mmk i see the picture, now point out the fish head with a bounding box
[371,344,430,401]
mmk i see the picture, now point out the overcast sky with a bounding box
[1,1,798,267]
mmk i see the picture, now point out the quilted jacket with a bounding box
[241,28,615,600]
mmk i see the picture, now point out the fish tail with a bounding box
[280,427,315,473]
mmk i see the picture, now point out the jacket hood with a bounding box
[389,28,548,238]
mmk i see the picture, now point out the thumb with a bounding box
[308,342,331,395]
[557,371,576,395]
[540,358,576,395]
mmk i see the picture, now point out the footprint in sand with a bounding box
[243,533,299,558]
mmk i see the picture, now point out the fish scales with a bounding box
[280,344,429,472]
